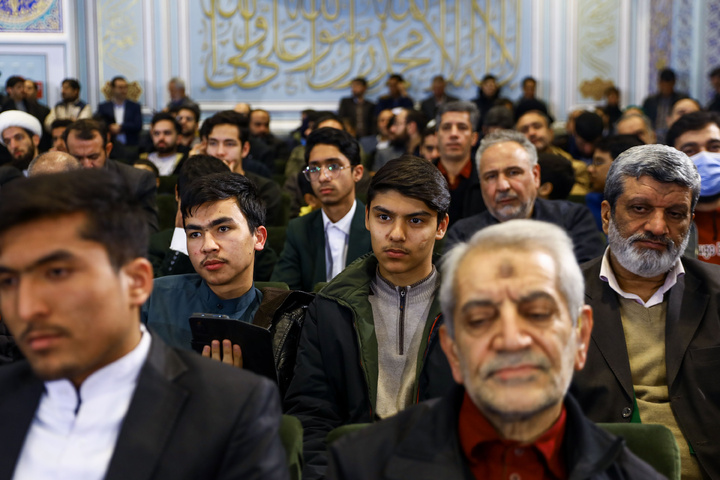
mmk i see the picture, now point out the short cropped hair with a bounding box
[659,68,676,83]
[110,76,127,87]
[150,112,180,134]
[304,127,361,167]
[177,105,201,124]
[63,118,109,148]
[200,110,249,144]
[367,154,450,221]
[0,169,148,270]
[351,77,367,87]
[177,154,230,197]
[406,109,428,132]
[436,101,480,133]
[666,111,720,149]
[476,129,538,171]
[388,73,404,83]
[441,220,584,337]
[5,76,24,89]
[595,135,645,160]
[605,144,701,212]
[62,78,81,91]
[483,105,514,129]
[133,159,159,178]
[574,111,604,143]
[50,118,74,131]
[537,153,575,200]
[181,172,266,233]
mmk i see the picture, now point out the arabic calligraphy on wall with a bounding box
[190,0,523,102]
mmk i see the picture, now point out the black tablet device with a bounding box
[188,313,277,383]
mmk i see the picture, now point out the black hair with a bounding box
[133,159,159,178]
[484,105,514,129]
[200,110,249,144]
[595,134,645,160]
[50,118,74,131]
[62,78,80,91]
[537,153,575,200]
[481,74,497,83]
[351,77,367,87]
[406,109,428,132]
[304,127,361,166]
[314,112,345,131]
[367,154,450,221]
[180,171,266,233]
[0,169,148,270]
[150,112,181,135]
[659,68,676,83]
[388,73,404,83]
[5,76,24,89]
[421,126,436,142]
[574,111,604,143]
[666,111,720,148]
[63,118,109,148]
[604,86,619,97]
[522,76,536,87]
[177,104,200,123]
[110,76,127,87]
[177,154,230,197]
[710,67,720,79]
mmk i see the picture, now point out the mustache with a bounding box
[628,231,674,249]
[480,351,551,379]
[19,324,71,343]
[494,191,518,202]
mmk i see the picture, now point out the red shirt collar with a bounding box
[437,158,473,190]
[458,391,567,480]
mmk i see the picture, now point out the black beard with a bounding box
[12,149,35,170]
[155,145,176,155]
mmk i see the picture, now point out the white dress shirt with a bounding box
[113,102,126,144]
[599,248,685,308]
[322,200,357,281]
[170,226,188,254]
[12,327,152,480]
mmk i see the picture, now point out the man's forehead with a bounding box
[152,120,175,132]
[440,111,471,125]
[209,124,241,140]
[2,126,29,140]
[187,198,244,222]
[518,112,547,127]
[620,175,692,201]
[676,123,720,143]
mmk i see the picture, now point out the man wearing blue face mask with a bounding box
[667,111,720,264]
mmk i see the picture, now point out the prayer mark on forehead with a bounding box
[498,260,515,278]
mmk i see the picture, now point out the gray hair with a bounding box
[605,144,701,212]
[440,219,584,337]
[169,77,186,90]
[475,129,538,172]
[27,151,81,176]
[436,101,480,133]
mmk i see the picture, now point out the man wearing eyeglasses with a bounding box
[272,127,372,291]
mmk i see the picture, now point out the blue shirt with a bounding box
[141,274,263,350]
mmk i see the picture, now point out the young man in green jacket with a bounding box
[284,155,455,480]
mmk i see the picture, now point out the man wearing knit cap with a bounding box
[284,155,455,480]
[0,110,43,171]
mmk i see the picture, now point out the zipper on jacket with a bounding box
[398,287,407,355]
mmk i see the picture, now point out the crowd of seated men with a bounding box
[1,65,720,479]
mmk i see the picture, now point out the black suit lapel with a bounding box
[346,200,369,263]
[665,267,708,388]
[311,211,327,287]
[105,339,189,480]
[584,264,635,400]
[0,367,43,480]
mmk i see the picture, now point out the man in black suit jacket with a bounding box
[0,169,289,480]
[64,118,159,232]
[419,75,459,121]
[338,77,376,138]
[571,144,718,479]
[95,76,143,146]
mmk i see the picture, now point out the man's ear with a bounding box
[253,225,267,252]
[106,141,113,157]
[471,131,479,147]
[600,200,611,235]
[436,213,449,240]
[241,140,250,159]
[439,325,464,385]
[31,134,40,148]
[538,182,554,199]
[352,164,364,183]
[574,305,594,371]
[122,257,154,307]
[532,163,541,188]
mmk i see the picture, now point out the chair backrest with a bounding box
[280,415,304,480]
[597,423,680,480]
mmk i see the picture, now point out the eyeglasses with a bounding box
[303,163,351,181]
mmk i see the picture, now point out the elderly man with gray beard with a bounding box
[572,144,720,479]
